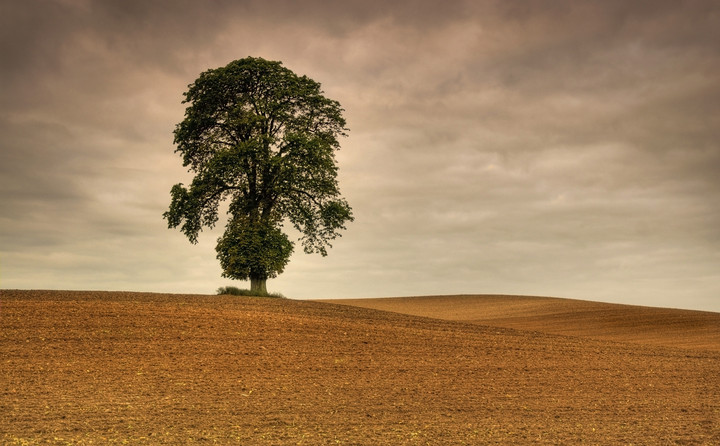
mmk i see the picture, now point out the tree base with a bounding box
[250,278,268,295]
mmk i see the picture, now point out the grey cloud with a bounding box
[1,0,718,310]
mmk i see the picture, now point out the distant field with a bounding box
[2,290,719,444]
[320,295,720,351]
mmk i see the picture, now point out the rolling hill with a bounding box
[319,294,720,350]
[2,290,718,444]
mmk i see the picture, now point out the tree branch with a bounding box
[291,188,323,207]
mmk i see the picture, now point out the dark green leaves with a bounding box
[215,217,294,281]
[164,57,353,281]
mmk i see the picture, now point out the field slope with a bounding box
[320,295,720,351]
[2,290,719,444]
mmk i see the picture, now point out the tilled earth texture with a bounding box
[2,290,719,445]
[321,295,720,351]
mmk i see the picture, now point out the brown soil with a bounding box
[322,295,720,351]
[2,290,719,444]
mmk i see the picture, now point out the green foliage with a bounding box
[164,57,353,283]
[215,217,294,281]
[216,286,285,298]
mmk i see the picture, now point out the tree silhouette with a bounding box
[164,57,353,294]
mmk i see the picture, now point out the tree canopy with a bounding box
[164,57,353,293]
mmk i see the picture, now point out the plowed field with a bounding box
[321,295,720,351]
[2,290,719,444]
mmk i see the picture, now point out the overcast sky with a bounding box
[2,0,719,311]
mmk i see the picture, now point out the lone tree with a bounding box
[164,57,353,294]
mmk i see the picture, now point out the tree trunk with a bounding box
[250,277,267,295]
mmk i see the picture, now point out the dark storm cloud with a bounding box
[1,0,718,310]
